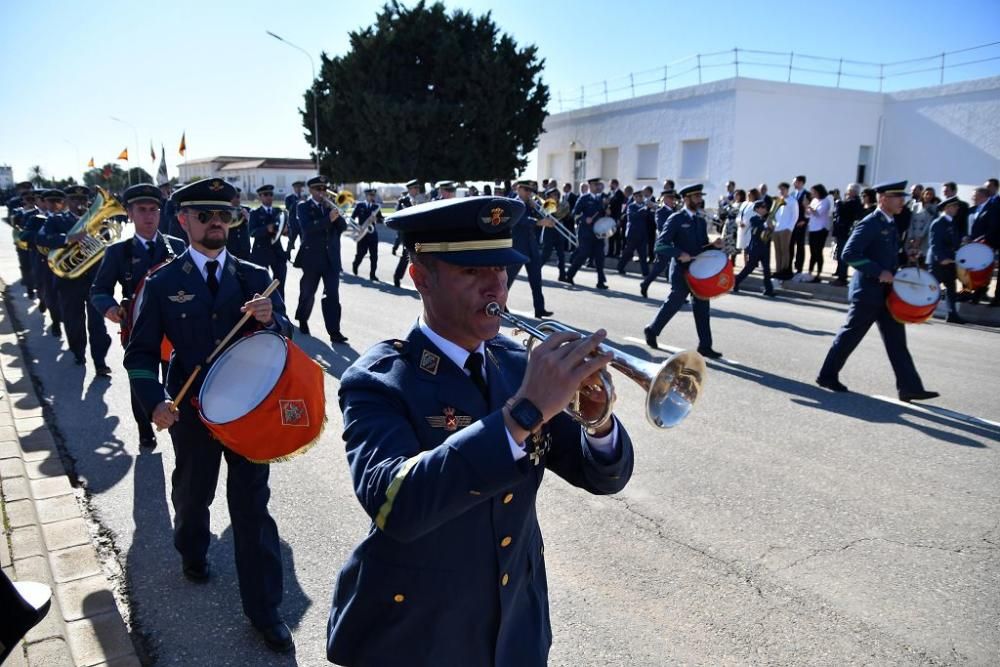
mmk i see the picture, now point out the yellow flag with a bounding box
[87,157,95,168]
[117,148,129,161]
[179,131,186,157]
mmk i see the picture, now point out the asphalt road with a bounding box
[1,226,997,666]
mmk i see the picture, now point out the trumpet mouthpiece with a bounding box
[484,302,501,317]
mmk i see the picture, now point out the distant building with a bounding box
[537,75,1000,202]
[0,165,13,191]
[177,156,315,199]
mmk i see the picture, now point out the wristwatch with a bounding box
[507,398,543,432]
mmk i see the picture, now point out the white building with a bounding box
[177,156,315,199]
[0,165,13,191]
[536,76,1000,200]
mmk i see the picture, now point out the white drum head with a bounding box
[688,249,728,279]
[956,242,994,271]
[200,331,287,424]
[893,268,939,306]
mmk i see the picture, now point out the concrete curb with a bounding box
[0,287,139,667]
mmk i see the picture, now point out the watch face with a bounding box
[511,399,543,431]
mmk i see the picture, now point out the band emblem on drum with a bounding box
[419,349,440,375]
[279,399,310,427]
[717,273,731,288]
[168,290,196,303]
[426,406,471,432]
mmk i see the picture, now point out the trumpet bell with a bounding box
[642,350,706,428]
[335,191,355,207]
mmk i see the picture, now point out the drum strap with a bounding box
[124,235,177,299]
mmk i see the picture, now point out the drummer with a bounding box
[123,178,296,653]
[642,184,724,359]
[927,196,965,324]
[816,181,939,401]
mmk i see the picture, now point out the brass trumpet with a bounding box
[533,195,578,248]
[486,303,706,429]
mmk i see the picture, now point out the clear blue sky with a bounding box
[2,0,997,183]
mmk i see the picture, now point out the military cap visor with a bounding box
[307,176,329,188]
[256,184,275,194]
[66,185,92,198]
[405,179,420,189]
[939,195,961,208]
[364,188,377,195]
[586,177,601,184]
[292,180,306,187]
[753,199,769,210]
[123,184,162,206]
[661,189,677,197]
[387,196,528,267]
[170,178,238,209]
[43,189,66,200]
[15,181,34,190]
[679,184,704,197]
[874,180,908,196]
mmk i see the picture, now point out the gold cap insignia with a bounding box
[419,349,440,375]
[209,180,224,191]
[483,207,509,227]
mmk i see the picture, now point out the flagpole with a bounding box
[111,116,139,186]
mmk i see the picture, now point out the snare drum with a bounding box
[685,249,734,300]
[886,267,940,324]
[592,216,617,239]
[955,241,995,290]
[128,262,173,362]
[198,330,325,463]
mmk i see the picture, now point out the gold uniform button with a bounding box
[502,493,514,504]
[393,594,405,603]
[501,573,509,586]
[500,536,512,548]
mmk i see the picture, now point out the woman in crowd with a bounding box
[905,186,938,266]
[722,189,746,264]
[738,187,760,265]
[807,183,833,281]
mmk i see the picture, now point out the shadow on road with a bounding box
[710,306,835,337]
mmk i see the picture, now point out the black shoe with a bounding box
[535,309,554,318]
[39,301,47,313]
[617,269,626,275]
[330,332,349,345]
[255,622,294,653]
[596,283,609,290]
[351,264,359,276]
[946,313,966,324]
[49,322,61,337]
[899,389,940,402]
[640,282,649,299]
[816,376,849,392]
[393,278,401,288]
[808,277,822,283]
[560,275,575,286]
[697,347,723,359]
[557,273,567,282]
[0,580,51,663]
[643,326,658,350]
[139,435,157,449]
[297,320,310,336]
[182,561,210,583]
[763,291,776,298]
[732,285,740,294]
[73,354,85,366]
[832,279,848,286]
[370,275,380,283]
[95,364,112,377]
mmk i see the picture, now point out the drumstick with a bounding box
[169,278,281,414]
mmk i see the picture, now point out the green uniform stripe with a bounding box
[847,259,870,267]
[375,451,429,531]
[127,369,159,381]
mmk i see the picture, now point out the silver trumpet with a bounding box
[485,303,706,429]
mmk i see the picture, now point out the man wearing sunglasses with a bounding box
[293,175,349,344]
[249,184,288,299]
[124,177,295,653]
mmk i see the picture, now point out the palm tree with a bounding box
[28,165,44,186]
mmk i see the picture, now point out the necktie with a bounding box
[145,240,155,258]
[464,352,489,401]
[205,260,220,297]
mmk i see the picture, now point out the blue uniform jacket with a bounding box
[226,206,252,260]
[293,197,348,272]
[123,250,291,417]
[89,233,187,315]
[571,192,606,239]
[745,214,771,255]
[625,202,652,241]
[655,205,673,233]
[655,209,710,284]
[843,209,900,304]
[284,192,303,238]
[158,199,177,236]
[927,214,957,267]
[38,211,76,250]
[510,202,540,253]
[327,326,634,667]
[248,206,286,265]
[19,212,48,252]
[350,200,384,235]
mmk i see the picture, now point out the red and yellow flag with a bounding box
[117,148,129,161]
[178,132,186,157]
[87,157,95,168]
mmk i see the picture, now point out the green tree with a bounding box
[28,165,45,186]
[82,165,153,193]
[304,0,549,183]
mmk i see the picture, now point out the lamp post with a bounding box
[267,30,321,171]
[110,115,140,186]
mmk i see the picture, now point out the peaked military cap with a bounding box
[122,183,162,206]
[873,180,908,196]
[292,180,306,187]
[386,196,528,267]
[543,188,559,198]
[939,195,960,208]
[235,187,242,194]
[514,179,538,193]
[16,181,33,190]
[363,188,377,195]
[170,178,238,210]
[66,185,92,198]
[43,189,66,200]
[404,179,420,189]
[256,184,275,195]
[753,199,769,210]
[434,180,456,191]
[678,184,704,198]
[586,177,601,184]
[307,175,329,188]
[661,188,677,197]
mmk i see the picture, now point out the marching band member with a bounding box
[248,184,288,299]
[392,179,421,287]
[284,180,306,251]
[350,188,384,282]
[22,191,63,336]
[816,181,939,401]
[616,188,653,277]
[508,180,552,318]
[563,177,609,289]
[732,199,776,296]
[40,185,112,372]
[927,195,964,324]
[327,196,633,666]
[123,178,294,653]
[434,180,457,200]
[8,181,37,298]
[642,184,724,359]
[226,187,252,260]
[639,188,679,298]
[90,184,186,447]
[539,186,568,282]
[158,182,181,242]
[293,175,349,344]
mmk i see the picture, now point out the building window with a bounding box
[600,147,619,180]
[573,151,587,183]
[857,145,872,185]
[680,139,709,180]
[546,153,561,181]
[636,143,659,180]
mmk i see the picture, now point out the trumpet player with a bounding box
[508,180,552,318]
[392,179,422,287]
[327,196,634,666]
[350,188,384,282]
[40,185,112,373]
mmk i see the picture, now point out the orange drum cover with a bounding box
[198,331,325,463]
[955,242,996,290]
[685,249,734,300]
[886,267,939,324]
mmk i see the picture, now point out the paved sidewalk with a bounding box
[0,283,139,667]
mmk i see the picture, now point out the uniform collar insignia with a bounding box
[226,261,237,274]
[426,406,472,432]
[131,256,142,263]
[419,349,440,375]
[168,290,196,303]
[182,261,194,274]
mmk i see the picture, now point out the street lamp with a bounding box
[266,30,321,171]
[110,115,140,186]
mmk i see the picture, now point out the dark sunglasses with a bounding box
[311,186,328,192]
[190,209,234,224]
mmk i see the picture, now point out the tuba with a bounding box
[48,186,124,279]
